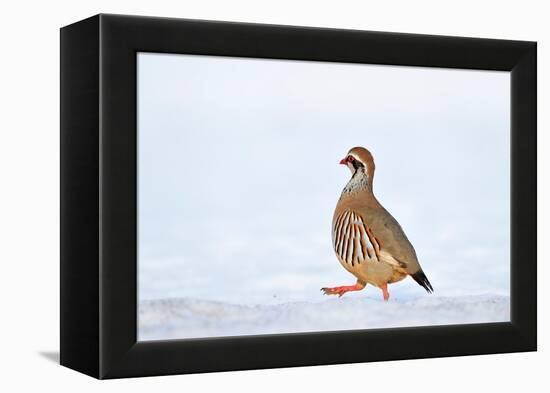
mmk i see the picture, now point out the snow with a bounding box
[138,295,510,341]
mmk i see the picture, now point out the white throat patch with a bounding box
[342,168,370,195]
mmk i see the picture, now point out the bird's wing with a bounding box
[367,207,422,274]
[333,209,390,267]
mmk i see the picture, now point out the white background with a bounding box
[138,54,510,307]
[0,0,546,391]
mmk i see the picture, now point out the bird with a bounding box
[321,146,433,301]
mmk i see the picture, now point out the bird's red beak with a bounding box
[339,157,347,165]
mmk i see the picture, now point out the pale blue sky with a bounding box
[137,52,510,305]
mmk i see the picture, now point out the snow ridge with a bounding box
[139,295,510,341]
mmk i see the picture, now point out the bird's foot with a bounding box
[321,282,365,297]
[380,283,390,301]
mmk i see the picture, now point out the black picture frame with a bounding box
[60,14,537,379]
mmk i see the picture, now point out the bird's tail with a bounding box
[411,269,433,293]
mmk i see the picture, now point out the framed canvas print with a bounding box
[60,14,536,379]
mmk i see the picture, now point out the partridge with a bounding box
[321,147,433,301]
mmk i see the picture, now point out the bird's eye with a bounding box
[347,156,355,162]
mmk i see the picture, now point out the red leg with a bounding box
[321,281,365,297]
[380,283,390,301]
